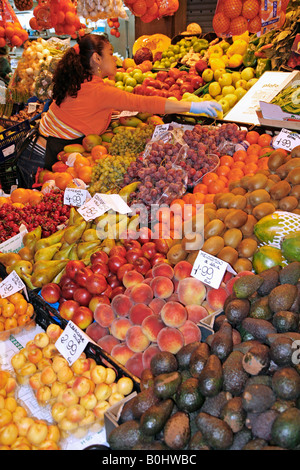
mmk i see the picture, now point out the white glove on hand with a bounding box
[190,101,223,117]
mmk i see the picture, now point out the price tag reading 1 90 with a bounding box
[191,251,229,290]
[55,321,89,366]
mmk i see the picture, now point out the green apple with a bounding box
[223,93,238,108]
[231,71,241,86]
[235,79,248,90]
[202,69,214,82]
[234,87,248,101]
[219,98,230,114]
[218,72,233,88]
[122,73,130,83]
[209,81,222,97]
[214,68,226,81]
[132,72,144,84]
[241,67,255,81]
[115,71,124,82]
[115,80,124,88]
[124,85,134,93]
[125,77,137,88]
[222,85,236,96]
[246,78,258,90]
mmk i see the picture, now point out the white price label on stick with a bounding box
[0,270,26,298]
[77,193,110,221]
[55,321,89,366]
[64,188,88,207]
[191,251,232,289]
[272,128,300,152]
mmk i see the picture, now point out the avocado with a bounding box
[108,420,149,450]
[195,412,233,450]
[150,351,178,376]
[200,391,232,418]
[198,354,223,397]
[233,339,262,354]
[233,274,264,299]
[246,375,272,388]
[223,350,249,396]
[242,343,270,375]
[140,369,154,391]
[266,331,300,345]
[242,384,276,413]
[229,427,252,450]
[271,398,297,413]
[268,284,298,313]
[257,268,279,296]
[290,282,300,313]
[189,342,210,378]
[188,430,210,450]
[210,320,233,362]
[132,387,160,419]
[163,411,190,450]
[175,377,204,412]
[119,396,136,423]
[272,367,300,400]
[271,407,300,449]
[176,341,201,370]
[248,410,279,441]
[249,296,273,321]
[153,371,182,399]
[272,310,299,333]
[241,317,276,342]
[213,314,227,331]
[220,396,246,433]
[242,438,268,450]
[224,298,250,326]
[132,441,167,450]
[279,261,300,285]
[140,398,174,436]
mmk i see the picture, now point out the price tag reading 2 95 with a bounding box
[192,251,229,290]
[55,321,89,366]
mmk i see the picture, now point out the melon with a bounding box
[132,34,171,57]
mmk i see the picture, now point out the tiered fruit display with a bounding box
[10,324,134,438]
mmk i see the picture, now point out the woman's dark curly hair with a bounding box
[52,34,110,106]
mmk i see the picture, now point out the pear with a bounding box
[63,220,87,245]
[77,241,101,259]
[53,243,75,260]
[20,272,36,290]
[18,244,35,262]
[0,252,22,267]
[6,260,33,276]
[23,226,42,246]
[52,266,67,284]
[67,207,78,226]
[31,260,68,288]
[101,238,115,254]
[81,229,100,242]
[33,259,68,273]
[34,243,63,262]
[69,244,79,260]
[35,228,67,252]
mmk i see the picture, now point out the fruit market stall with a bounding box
[0,0,299,454]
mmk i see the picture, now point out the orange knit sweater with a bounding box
[40,76,167,138]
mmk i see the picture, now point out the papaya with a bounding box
[254,212,300,246]
[281,231,300,262]
[252,246,285,274]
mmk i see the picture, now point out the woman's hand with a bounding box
[189,101,222,117]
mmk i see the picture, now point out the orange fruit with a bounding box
[233,149,247,161]
[54,172,73,190]
[257,157,269,170]
[0,196,9,206]
[192,192,205,204]
[74,155,90,172]
[182,193,193,204]
[204,194,216,203]
[217,165,231,177]
[0,26,5,37]
[5,25,15,39]
[213,12,230,35]
[246,153,259,164]
[132,0,147,16]
[232,161,245,170]
[219,155,233,167]
[10,35,23,47]
[246,130,260,144]
[0,38,6,47]
[91,145,108,160]
[10,188,30,204]
[182,204,196,220]
[15,299,28,316]
[223,0,243,18]
[5,318,17,331]
[248,15,261,33]
[28,191,43,205]
[244,162,258,175]
[170,198,185,215]
[258,146,273,157]
[193,183,208,194]
[257,133,272,147]
[202,172,218,186]
[2,302,15,318]
[17,314,31,326]
[247,143,261,155]
[78,165,92,184]
[228,168,244,181]
[230,16,248,35]
[208,179,226,194]
[242,0,260,19]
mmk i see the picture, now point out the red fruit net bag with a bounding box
[124,0,178,23]
[212,0,289,37]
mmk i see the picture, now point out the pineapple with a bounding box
[14,0,33,11]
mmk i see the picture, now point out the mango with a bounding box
[119,116,143,127]
[63,143,85,153]
[101,131,114,143]
[82,134,102,151]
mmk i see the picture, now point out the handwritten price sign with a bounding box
[77,193,110,221]
[55,321,89,366]
[0,270,26,298]
[191,251,229,289]
[64,188,88,207]
[273,128,300,152]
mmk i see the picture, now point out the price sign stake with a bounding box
[55,321,89,366]
[191,251,229,289]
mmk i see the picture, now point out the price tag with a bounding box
[64,188,88,207]
[77,193,110,221]
[272,128,300,152]
[0,270,26,298]
[191,251,229,289]
[152,124,170,140]
[27,102,38,114]
[55,321,89,366]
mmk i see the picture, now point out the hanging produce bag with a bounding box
[124,0,178,23]
[77,0,128,21]
[212,0,289,38]
[0,0,29,47]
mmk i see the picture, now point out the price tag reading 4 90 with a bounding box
[0,270,26,298]
[191,251,229,289]
[55,321,89,366]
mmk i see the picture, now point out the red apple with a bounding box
[65,260,86,281]
[108,255,127,274]
[61,281,78,300]
[168,68,182,80]
[73,287,93,306]
[74,267,93,287]
[111,286,126,299]
[180,83,194,94]
[151,253,167,266]
[72,306,93,330]
[194,59,208,75]
[109,245,127,258]
[91,262,109,277]
[156,71,168,81]
[86,273,108,295]
[59,300,79,321]
[107,273,122,289]
[89,295,110,313]
[91,251,109,265]
[141,242,157,260]
[41,283,61,304]
[138,227,153,244]
[190,75,204,89]
[133,256,151,275]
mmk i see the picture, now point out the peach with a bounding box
[12,406,27,422]
[105,368,116,385]
[160,301,187,328]
[111,343,134,365]
[122,270,144,288]
[116,377,134,396]
[52,356,68,373]
[97,335,120,354]
[150,276,174,299]
[152,263,174,279]
[71,356,90,376]
[51,402,68,423]
[46,324,63,343]
[90,365,107,385]
[37,358,52,371]
[27,347,43,365]
[110,317,132,341]
[111,294,134,317]
[94,383,111,402]
[19,362,37,377]
[38,440,60,450]
[125,352,143,378]
[141,315,165,342]
[4,377,16,395]
[126,325,150,353]
[157,327,184,354]
[0,409,12,428]
[42,344,59,359]
[66,404,86,423]
[186,304,209,323]
[178,320,201,345]
[33,332,50,349]
[109,392,125,407]
[58,417,78,432]
[36,385,52,403]
[79,409,95,428]
[17,416,34,437]
[28,372,42,391]
[4,397,17,413]
[85,322,108,343]
[149,297,166,315]
[129,303,153,325]
[80,392,97,410]
[72,376,91,397]
[94,304,115,327]
[206,286,228,311]
[46,424,61,443]
[129,283,153,304]
[41,366,57,385]
[57,365,74,384]
[201,300,216,315]
[93,401,110,419]
[177,277,206,306]
[0,422,18,446]
[225,276,237,295]
[51,381,68,398]
[61,389,79,407]
[173,260,193,280]
[26,421,48,446]
[166,293,179,302]
[11,352,27,371]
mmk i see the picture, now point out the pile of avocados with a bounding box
[108,262,300,451]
